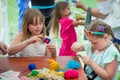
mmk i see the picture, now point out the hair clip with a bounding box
[84,30,105,37]
[96,26,105,32]
[112,38,120,45]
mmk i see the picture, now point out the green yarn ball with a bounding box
[31,70,39,76]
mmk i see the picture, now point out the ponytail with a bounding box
[105,25,120,53]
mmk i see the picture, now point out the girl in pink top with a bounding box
[50,1,84,56]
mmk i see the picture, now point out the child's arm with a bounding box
[8,33,28,55]
[81,56,117,80]
[91,59,117,80]
[8,33,44,55]
[72,20,85,27]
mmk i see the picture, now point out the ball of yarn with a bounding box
[66,60,80,69]
[64,69,79,79]
[28,63,36,70]
[31,70,39,76]
[50,62,59,71]
[48,59,59,70]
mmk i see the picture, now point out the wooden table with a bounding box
[0,56,87,80]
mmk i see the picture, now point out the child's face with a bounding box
[28,17,43,35]
[62,5,71,17]
[87,35,108,51]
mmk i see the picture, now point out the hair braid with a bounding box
[105,25,120,53]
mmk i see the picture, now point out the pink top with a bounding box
[59,17,77,56]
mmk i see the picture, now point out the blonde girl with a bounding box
[8,9,56,57]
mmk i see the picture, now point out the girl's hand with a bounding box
[71,42,83,52]
[0,42,8,54]
[27,35,44,44]
[80,56,93,66]
[47,44,56,56]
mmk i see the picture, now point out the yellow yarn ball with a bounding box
[50,62,59,70]
[48,59,59,70]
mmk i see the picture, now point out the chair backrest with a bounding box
[85,7,92,29]
[84,7,91,40]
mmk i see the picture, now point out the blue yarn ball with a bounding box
[66,60,80,69]
[28,63,36,70]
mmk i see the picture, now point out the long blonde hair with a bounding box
[50,1,69,37]
[21,8,46,40]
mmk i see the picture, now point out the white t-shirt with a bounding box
[98,0,120,28]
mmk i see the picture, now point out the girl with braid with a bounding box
[71,20,120,80]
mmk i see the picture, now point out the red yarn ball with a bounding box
[64,69,79,79]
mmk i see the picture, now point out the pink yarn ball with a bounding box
[64,69,79,79]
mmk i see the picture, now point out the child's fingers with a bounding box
[77,47,82,51]
[0,48,8,54]
[41,33,45,36]
[0,44,7,50]
[36,35,44,41]
[4,45,8,50]
[73,47,81,52]
[71,47,77,52]
[71,46,77,52]
[38,35,44,38]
